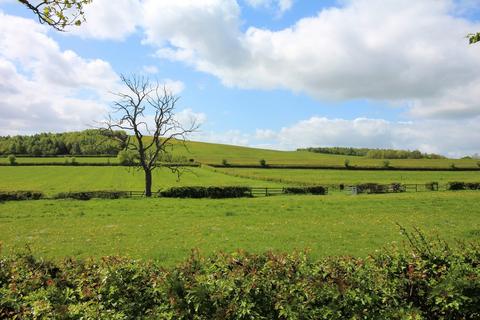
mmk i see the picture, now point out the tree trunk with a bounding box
[144,169,152,197]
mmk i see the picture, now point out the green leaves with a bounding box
[18,0,93,31]
[1,233,479,319]
[468,32,480,44]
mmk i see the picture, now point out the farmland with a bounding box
[2,139,480,168]
[213,167,480,185]
[1,192,479,266]
[0,166,281,196]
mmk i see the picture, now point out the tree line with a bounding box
[0,130,127,156]
[298,147,445,159]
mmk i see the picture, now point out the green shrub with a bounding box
[159,186,252,198]
[390,182,405,192]
[446,181,480,190]
[448,182,466,190]
[0,191,44,201]
[465,182,480,190]
[259,159,267,167]
[222,159,229,166]
[54,191,129,200]
[283,186,328,195]
[7,154,16,165]
[1,232,479,319]
[344,158,350,168]
[383,159,390,168]
[450,163,456,169]
[117,150,136,166]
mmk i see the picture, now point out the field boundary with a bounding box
[206,164,480,171]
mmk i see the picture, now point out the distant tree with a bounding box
[117,149,136,166]
[7,154,16,165]
[468,32,480,44]
[102,74,198,197]
[17,0,92,31]
[259,159,267,167]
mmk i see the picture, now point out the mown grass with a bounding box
[1,139,480,168]
[1,192,479,266]
[213,167,480,185]
[0,166,281,196]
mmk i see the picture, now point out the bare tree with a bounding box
[102,74,199,197]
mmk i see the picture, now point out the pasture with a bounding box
[1,192,479,265]
[2,139,480,168]
[212,167,480,185]
[0,166,281,196]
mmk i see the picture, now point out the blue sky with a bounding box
[0,0,479,156]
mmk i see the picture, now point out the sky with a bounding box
[0,0,479,157]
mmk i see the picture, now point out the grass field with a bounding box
[0,166,281,195]
[213,167,480,185]
[2,140,480,168]
[1,192,479,266]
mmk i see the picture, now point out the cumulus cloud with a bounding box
[140,0,480,119]
[244,0,294,14]
[68,0,141,40]
[0,12,119,135]
[253,116,480,157]
[142,65,159,74]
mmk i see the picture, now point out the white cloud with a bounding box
[244,0,293,14]
[68,0,141,40]
[254,116,480,158]
[161,79,185,95]
[142,0,480,119]
[0,12,119,135]
[142,65,159,74]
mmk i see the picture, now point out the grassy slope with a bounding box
[1,140,479,168]
[1,192,479,265]
[213,167,480,185]
[0,167,281,195]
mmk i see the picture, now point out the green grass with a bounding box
[1,192,479,266]
[0,157,118,164]
[213,167,480,185]
[2,139,480,168]
[0,166,281,195]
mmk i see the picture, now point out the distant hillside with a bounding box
[0,130,126,156]
[2,130,479,169]
[298,147,445,159]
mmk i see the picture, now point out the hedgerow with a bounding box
[283,186,328,195]
[0,231,479,319]
[54,191,130,200]
[159,186,252,198]
[0,191,44,201]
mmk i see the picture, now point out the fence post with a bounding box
[265,187,268,196]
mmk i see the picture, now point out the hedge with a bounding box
[54,191,130,200]
[1,232,479,319]
[0,191,44,201]
[355,183,405,194]
[283,186,328,195]
[159,186,252,199]
[448,182,480,191]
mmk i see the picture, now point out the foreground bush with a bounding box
[1,232,479,319]
[54,191,130,200]
[159,186,252,198]
[0,191,43,201]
